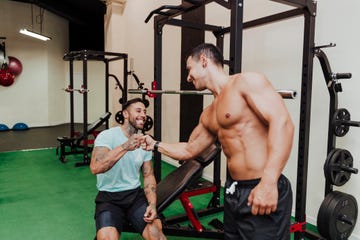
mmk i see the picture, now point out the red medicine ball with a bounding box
[7,56,23,76]
[0,68,15,86]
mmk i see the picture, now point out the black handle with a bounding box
[334,73,352,79]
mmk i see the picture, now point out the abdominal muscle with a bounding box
[217,119,269,181]
[202,76,269,181]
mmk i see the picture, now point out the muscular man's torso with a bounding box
[202,75,269,180]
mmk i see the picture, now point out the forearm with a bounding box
[90,144,128,174]
[143,121,215,161]
[263,117,294,183]
[143,175,157,208]
[156,142,193,161]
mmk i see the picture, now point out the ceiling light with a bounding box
[19,29,51,41]
[20,5,51,41]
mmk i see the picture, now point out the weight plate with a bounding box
[324,149,354,186]
[143,115,153,132]
[333,108,350,137]
[317,191,342,238]
[115,110,124,124]
[317,191,358,240]
[324,148,338,181]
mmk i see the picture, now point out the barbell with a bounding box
[128,89,297,99]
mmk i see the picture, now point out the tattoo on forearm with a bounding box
[121,142,130,151]
[95,153,105,163]
[95,147,107,162]
[144,184,156,196]
[151,185,156,193]
[142,165,153,177]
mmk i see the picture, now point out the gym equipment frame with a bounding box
[146,0,319,239]
[62,50,128,166]
[314,46,358,239]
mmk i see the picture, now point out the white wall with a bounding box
[0,1,107,127]
[0,1,67,127]
[107,0,360,239]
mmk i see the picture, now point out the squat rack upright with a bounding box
[147,0,318,239]
[63,50,128,166]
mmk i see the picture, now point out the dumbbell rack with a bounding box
[314,44,359,240]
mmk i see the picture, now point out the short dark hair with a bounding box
[187,43,224,67]
[122,98,145,110]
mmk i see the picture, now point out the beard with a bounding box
[128,117,144,132]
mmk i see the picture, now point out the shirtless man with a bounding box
[141,43,294,239]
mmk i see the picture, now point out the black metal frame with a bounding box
[62,50,128,166]
[314,46,354,195]
[147,0,319,239]
[315,48,339,196]
[0,37,6,64]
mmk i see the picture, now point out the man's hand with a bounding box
[143,204,157,223]
[122,133,143,151]
[247,180,278,215]
[140,135,157,151]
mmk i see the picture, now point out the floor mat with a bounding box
[0,149,225,240]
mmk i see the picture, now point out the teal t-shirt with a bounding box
[94,126,152,192]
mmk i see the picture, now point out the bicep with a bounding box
[89,146,111,174]
[90,146,110,164]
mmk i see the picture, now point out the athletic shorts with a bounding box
[94,187,148,234]
[224,174,292,240]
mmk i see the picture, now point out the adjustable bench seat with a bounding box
[156,143,221,213]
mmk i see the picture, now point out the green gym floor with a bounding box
[0,124,319,239]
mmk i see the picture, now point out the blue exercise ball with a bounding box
[0,123,9,131]
[12,122,29,131]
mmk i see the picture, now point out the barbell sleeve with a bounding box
[277,89,297,99]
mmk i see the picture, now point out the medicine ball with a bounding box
[7,56,23,76]
[0,68,15,86]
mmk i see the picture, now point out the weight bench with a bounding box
[157,143,220,213]
[156,143,224,238]
[56,112,111,163]
[121,143,224,239]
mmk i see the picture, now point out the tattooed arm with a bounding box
[89,145,125,174]
[90,134,142,174]
[142,160,158,223]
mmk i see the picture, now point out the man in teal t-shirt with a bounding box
[90,98,166,240]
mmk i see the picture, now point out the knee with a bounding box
[96,227,119,240]
[142,219,166,240]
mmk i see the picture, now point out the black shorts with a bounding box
[94,187,148,234]
[224,174,292,240]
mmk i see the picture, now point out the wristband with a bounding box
[153,141,160,152]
